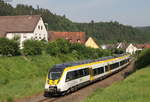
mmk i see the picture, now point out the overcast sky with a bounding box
[8,0,150,26]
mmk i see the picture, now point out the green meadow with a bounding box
[84,66,150,102]
[0,54,78,102]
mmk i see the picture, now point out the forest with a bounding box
[0,0,150,44]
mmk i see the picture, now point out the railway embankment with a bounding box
[0,54,80,102]
[84,65,150,102]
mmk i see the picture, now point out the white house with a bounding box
[126,44,143,54]
[0,15,48,48]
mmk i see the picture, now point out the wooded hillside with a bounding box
[0,0,150,44]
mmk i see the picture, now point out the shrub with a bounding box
[46,41,60,56]
[70,43,111,59]
[56,39,70,54]
[46,39,70,56]
[6,96,13,102]
[135,48,150,69]
[22,40,43,56]
[46,39,112,59]
[70,43,87,59]
[0,38,20,56]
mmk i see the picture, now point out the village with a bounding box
[0,15,150,55]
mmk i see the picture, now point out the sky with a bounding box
[7,0,150,26]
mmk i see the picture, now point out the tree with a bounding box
[0,38,20,56]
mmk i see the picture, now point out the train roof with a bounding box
[50,54,128,71]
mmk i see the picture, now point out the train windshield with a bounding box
[49,72,62,80]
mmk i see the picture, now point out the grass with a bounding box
[84,66,150,102]
[0,54,79,102]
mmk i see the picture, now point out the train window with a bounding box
[105,66,109,72]
[83,68,89,76]
[66,68,90,82]
[120,60,124,65]
[66,70,79,82]
[74,70,79,79]
[110,62,119,69]
[93,69,98,76]
[66,72,73,82]
[78,69,84,78]
[120,60,127,66]
[98,67,104,74]
[94,67,104,76]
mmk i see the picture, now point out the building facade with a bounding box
[48,31,85,44]
[0,15,48,48]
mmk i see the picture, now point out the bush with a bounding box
[56,39,70,54]
[46,41,60,56]
[22,40,43,56]
[46,39,70,56]
[46,39,112,59]
[135,48,150,69]
[70,43,87,59]
[0,38,20,56]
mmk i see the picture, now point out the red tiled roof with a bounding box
[134,44,145,49]
[144,44,150,48]
[48,31,86,44]
[0,15,41,37]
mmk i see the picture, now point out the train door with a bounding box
[89,67,94,81]
[108,64,112,74]
[105,64,111,73]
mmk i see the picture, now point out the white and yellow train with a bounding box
[44,54,131,96]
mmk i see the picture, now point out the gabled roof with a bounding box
[85,37,99,48]
[48,31,86,44]
[0,15,41,36]
[134,44,145,49]
[116,42,129,49]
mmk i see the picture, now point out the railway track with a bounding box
[37,97,57,102]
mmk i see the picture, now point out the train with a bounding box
[44,54,131,96]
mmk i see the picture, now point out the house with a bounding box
[126,44,144,54]
[85,37,100,49]
[48,31,85,44]
[116,42,128,49]
[0,15,48,48]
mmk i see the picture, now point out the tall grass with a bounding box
[84,66,150,102]
[0,54,78,102]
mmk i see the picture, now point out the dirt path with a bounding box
[15,61,135,102]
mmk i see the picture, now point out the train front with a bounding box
[44,65,64,96]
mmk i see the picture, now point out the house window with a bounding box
[23,35,27,39]
[38,25,40,29]
[69,39,72,42]
[41,26,43,30]
[77,39,81,43]
[35,36,38,40]
[66,37,68,40]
